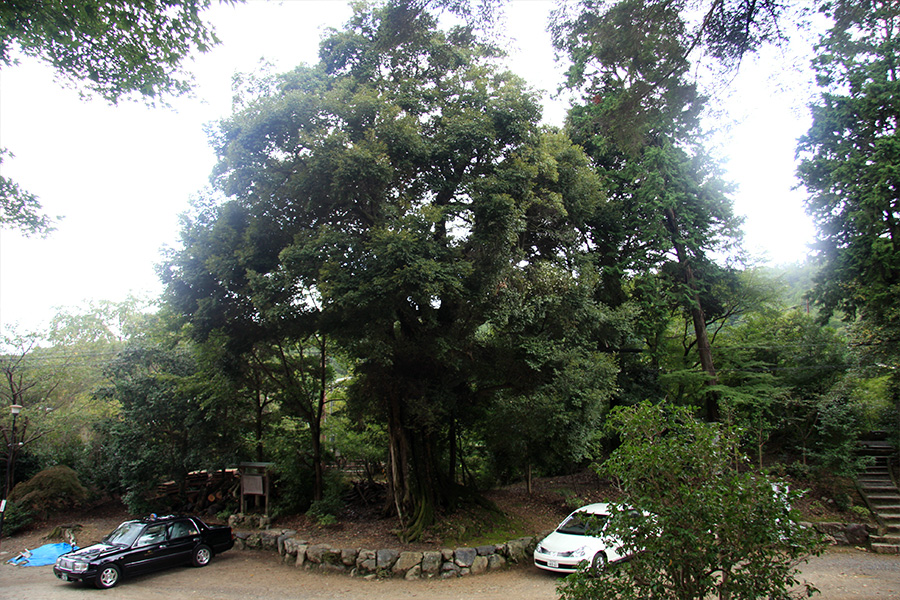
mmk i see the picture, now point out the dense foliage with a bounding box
[162,1,629,539]
[1,4,896,580]
[94,342,241,512]
[797,0,900,446]
[559,402,823,600]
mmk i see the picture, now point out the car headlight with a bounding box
[57,557,89,573]
[572,545,589,558]
[71,561,89,573]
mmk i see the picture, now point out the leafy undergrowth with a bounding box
[791,474,875,524]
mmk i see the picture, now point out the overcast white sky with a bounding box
[0,0,815,335]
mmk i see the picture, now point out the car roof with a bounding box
[124,514,191,526]
[570,503,610,516]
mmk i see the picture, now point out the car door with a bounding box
[165,518,202,564]
[122,523,170,575]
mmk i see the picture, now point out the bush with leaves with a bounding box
[264,416,320,517]
[8,465,89,518]
[559,402,822,600]
[306,470,349,526]
[0,500,33,536]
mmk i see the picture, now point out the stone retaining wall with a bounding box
[228,515,872,580]
[230,523,539,580]
[806,521,873,547]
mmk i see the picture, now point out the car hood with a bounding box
[64,543,120,561]
[537,530,615,554]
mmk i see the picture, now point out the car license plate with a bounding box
[60,573,69,581]
[547,560,559,568]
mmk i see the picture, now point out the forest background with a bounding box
[1,0,898,552]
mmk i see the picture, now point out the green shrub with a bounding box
[306,470,347,524]
[849,505,873,521]
[1,501,34,536]
[560,402,823,600]
[8,465,89,517]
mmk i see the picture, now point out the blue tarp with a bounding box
[6,542,75,567]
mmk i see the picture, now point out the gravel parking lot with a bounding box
[1,546,898,600]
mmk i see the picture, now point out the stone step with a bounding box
[859,440,896,452]
[860,478,893,485]
[861,485,899,494]
[860,478,896,486]
[871,543,900,554]
[857,441,900,541]
[863,494,900,502]
[866,491,900,498]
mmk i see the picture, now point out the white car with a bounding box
[533,502,626,574]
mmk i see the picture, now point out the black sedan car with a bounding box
[53,514,234,589]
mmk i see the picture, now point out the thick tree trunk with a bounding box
[386,392,411,527]
[383,390,446,541]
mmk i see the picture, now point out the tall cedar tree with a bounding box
[550,0,747,421]
[797,0,900,438]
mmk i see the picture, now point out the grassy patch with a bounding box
[429,503,532,547]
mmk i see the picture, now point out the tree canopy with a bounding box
[163,0,628,539]
[551,0,746,421]
[0,0,228,102]
[797,0,900,437]
[0,0,231,237]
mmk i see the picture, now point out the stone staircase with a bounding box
[857,440,900,553]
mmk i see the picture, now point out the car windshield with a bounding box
[102,522,145,547]
[557,512,607,536]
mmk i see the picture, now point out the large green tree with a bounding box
[551,0,745,421]
[165,1,623,539]
[798,0,900,325]
[796,0,900,439]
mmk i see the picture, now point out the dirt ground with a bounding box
[2,543,900,600]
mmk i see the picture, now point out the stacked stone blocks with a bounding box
[229,517,537,580]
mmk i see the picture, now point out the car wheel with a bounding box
[95,564,121,589]
[590,551,607,576]
[192,544,212,567]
